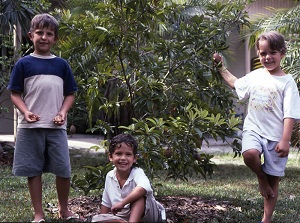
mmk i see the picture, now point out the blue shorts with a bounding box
[242,130,288,177]
[13,128,71,178]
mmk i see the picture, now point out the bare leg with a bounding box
[243,149,274,198]
[128,197,145,222]
[56,176,74,218]
[261,175,279,223]
[28,176,45,222]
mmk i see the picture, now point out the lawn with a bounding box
[1,146,300,222]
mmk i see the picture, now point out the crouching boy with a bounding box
[92,133,165,222]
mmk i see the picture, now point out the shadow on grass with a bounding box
[157,162,300,223]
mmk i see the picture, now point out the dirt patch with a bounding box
[67,195,235,222]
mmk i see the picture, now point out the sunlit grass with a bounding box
[154,150,300,223]
[1,150,300,222]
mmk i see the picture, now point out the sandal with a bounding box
[61,213,83,222]
[32,219,45,223]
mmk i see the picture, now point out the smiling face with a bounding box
[29,28,57,56]
[109,142,137,175]
[257,39,285,75]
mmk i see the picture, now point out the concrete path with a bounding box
[0,134,236,154]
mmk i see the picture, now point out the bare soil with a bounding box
[68,195,235,223]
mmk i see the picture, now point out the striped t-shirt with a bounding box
[7,53,78,129]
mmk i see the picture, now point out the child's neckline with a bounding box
[263,67,286,76]
[30,53,56,59]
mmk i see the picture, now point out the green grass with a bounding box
[1,149,300,222]
[154,152,300,223]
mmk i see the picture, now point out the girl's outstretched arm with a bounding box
[213,53,238,89]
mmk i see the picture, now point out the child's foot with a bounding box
[32,213,45,223]
[59,211,83,221]
[258,176,274,198]
[261,218,272,223]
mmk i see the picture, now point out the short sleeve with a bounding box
[101,174,113,208]
[283,79,300,121]
[234,75,250,101]
[133,168,153,194]
[62,60,78,95]
[7,61,25,92]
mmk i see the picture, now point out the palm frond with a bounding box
[245,3,300,48]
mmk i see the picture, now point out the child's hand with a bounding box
[275,141,290,157]
[24,111,40,123]
[53,114,65,125]
[111,202,125,215]
[213,53,222,67]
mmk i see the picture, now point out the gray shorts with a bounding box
[13,128,71,178]
[143,198,165,222]
[242,130,288,177]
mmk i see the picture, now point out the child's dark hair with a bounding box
[109,134,138,155]
[255,31,286,54]
[29,13,59,37]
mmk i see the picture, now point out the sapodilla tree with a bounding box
[57,0,250,184]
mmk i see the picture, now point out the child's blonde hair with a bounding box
[29,13,59,37]
[256,31,287,55]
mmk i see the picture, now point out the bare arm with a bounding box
[275,118,294,157]
[213,53,238,89]
[60,93,75,115]
[53,93,75,125]
[10,91,40,122]
[111,186,146,214]
[218,67,238,89]
[100,204,110,214]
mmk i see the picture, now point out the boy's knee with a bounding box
[242,149,260,162]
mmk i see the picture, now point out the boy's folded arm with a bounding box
[113,186,146,211]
